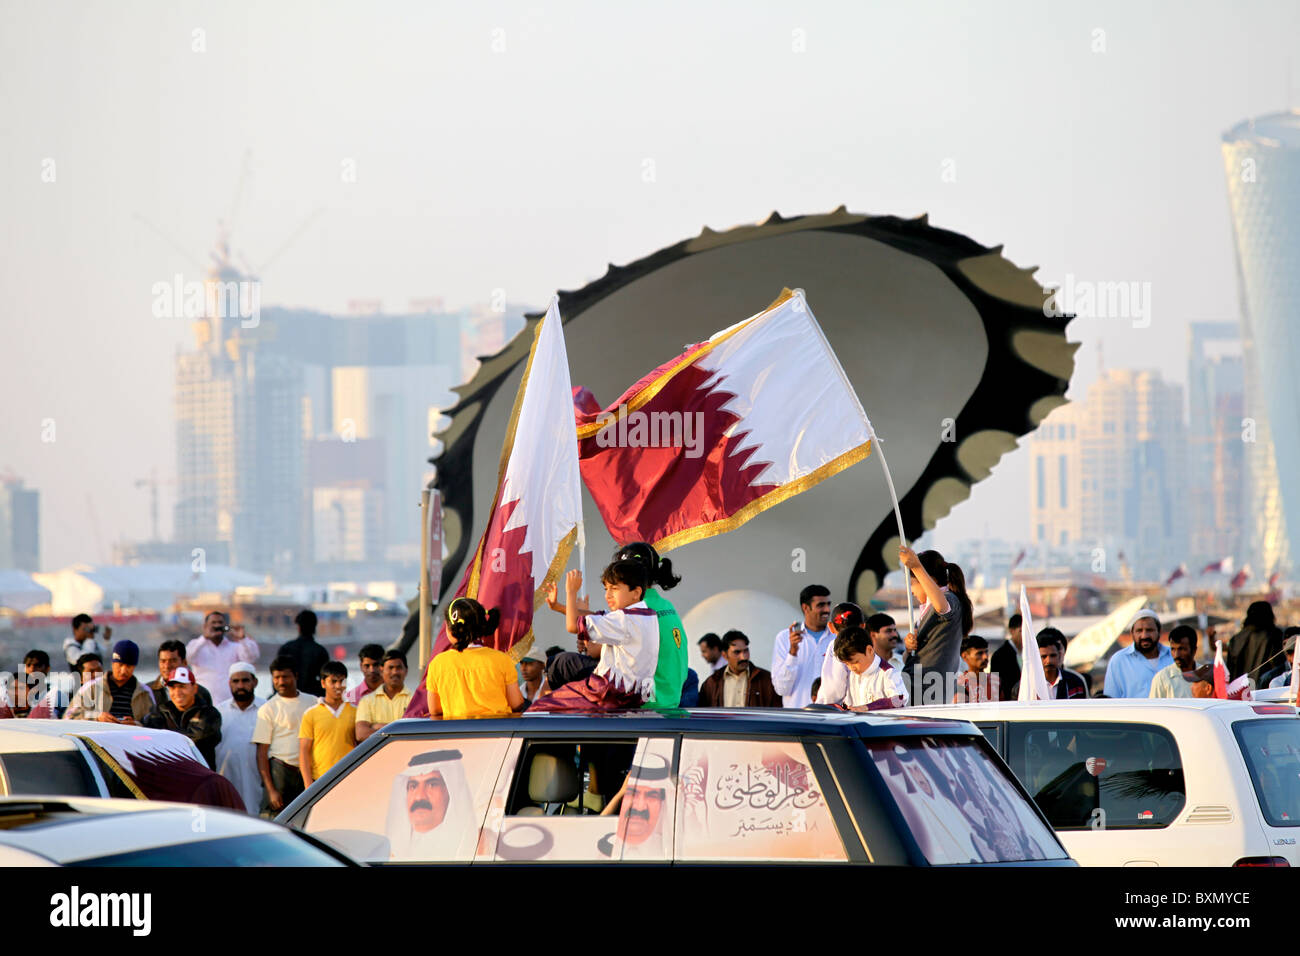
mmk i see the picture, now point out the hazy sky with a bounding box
[2,0,1297,570]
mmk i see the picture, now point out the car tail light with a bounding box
[1252,705,1297,715]
[1233,856,1290,867]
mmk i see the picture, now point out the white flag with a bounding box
[430,295,583,657]
[1017,585,1052,702]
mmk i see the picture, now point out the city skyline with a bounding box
[4,1,1300,571]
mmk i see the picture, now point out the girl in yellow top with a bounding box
[427,598,525,719]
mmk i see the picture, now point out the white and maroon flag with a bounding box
[1213,640,1229,699]
[407,297,583,716]
[1164,563,1187,588]
[1201,556,1234,575]
[573,288,873,550]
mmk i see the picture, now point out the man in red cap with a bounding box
[145,665,224,770]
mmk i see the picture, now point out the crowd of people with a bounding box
[0,608,418,818]
[3,540,1296,815]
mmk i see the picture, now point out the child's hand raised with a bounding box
[565,569,583,595]
[545,580,562,612]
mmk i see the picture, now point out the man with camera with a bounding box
[187,610,260,705]
[62,613,109,669]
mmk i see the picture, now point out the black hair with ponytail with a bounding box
[916,550,973,637]
[444,597,500,651]
[611,541,681,591]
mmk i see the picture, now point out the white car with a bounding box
[0,720,211,800]
[0,797,357,866]
[899,699,1299,867]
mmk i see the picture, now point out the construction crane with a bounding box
[133,149,325,298]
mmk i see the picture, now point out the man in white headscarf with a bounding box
[598,751,671,861]
[214,662,265,814]
[900,748,980,863]
[386,749,476,861]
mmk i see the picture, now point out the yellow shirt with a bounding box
[298,700,357,779]
[355,686,413,725]
[427,646,516,718]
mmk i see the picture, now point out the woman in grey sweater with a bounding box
[899,547,972,703]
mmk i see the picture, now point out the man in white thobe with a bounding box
[215,662,265,814]
[771,586,833,708]
[187,610,259,705]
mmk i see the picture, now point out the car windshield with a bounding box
[1234,718,1300,828]
[865,736,1068,864]
[76,832,349,867]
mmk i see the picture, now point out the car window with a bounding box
[78,832,348,867]
[88,752,140,800]
[1005,722,1185,830]
[975,723,1001,752]
[1233,718,1300,828]
[0,751,100,797]
[675,737,847,862]
[486,737,674,862]
[866,736,1066,864]
[301,736,512,863]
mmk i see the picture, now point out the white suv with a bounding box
[899,699,1298,867]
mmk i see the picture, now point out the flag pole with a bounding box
[870,429,915,634]
[419,487,432,671]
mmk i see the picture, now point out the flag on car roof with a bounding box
[1017,585,1052,702]
[406,297,584,718]
[572,288,873,550]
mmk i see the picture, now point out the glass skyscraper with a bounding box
[1221,110,1300,577]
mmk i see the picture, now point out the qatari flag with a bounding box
[406,297,584,717]
[1213,640,1229,699]
[574,288,872,551]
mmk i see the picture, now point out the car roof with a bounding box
[0,796,280,863]
[1,719,158,740]
[900,699,1295,720]
[377,707,981,739]
[0,719,208,765]
[0,720,115,753]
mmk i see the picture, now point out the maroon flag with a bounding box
[575,289,873,551]
[1011,549,1027,571]
[1229,566,1250,591]
[1164,564,1187,587]
[406,299,583,718]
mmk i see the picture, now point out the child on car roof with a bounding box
[532,561,659,712]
